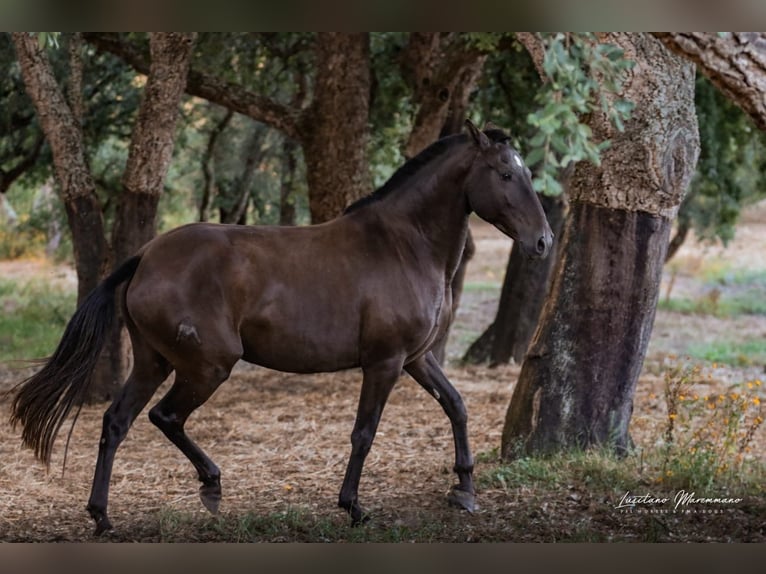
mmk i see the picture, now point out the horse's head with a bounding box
[463,120,553,259]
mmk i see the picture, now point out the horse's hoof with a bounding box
[87,505,113,536]
[200,483,222,514]
[447,486,478,513]
[350,508,372,527]
[92,516,113,536]
[340,499,371,526]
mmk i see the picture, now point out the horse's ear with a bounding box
[465,119,491,150]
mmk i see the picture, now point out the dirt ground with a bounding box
[1,206,765,542]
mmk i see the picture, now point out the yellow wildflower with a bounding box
[753,397,761,406]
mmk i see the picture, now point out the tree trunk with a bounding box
[279,137,298,226]
[401,33,487,159]
[464,193,568,366]
[199,108,233,222]
[220,123,265,225]
[11,33,108,305]
[302,33,371,223]
[91,33,196,401]
[502,33,700,458]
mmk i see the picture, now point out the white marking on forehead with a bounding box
[513,153,524,168]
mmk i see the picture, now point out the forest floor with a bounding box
[0,204,765,542]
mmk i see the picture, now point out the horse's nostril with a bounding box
[537,236,547,254]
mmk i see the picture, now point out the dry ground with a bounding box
[1,207,765,542]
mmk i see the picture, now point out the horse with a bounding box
[9,120,552,535]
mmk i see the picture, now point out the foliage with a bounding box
[679,75,766,246]
[0,276,75,361]
[482,361,765,502]
[472,37,542,147]
[524,33,635,195]
[660,361,764,489]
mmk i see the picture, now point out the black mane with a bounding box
[344,128,510,214]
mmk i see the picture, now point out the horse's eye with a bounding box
[501,172,513,181]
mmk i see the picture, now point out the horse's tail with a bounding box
[9,255,142,467]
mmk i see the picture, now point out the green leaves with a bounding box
[34,32,60,50]
[524,33,635,196]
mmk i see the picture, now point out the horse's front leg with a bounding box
[404,351,477,512]
[338,357,403,525]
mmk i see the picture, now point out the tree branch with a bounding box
[653,32,766,132]
[0,134,44,195]
[83,32,303,141]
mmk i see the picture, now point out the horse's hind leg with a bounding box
[404,351,477,513]
[338,357,403,525]
[87,340,172,535]
[148,358,237,515]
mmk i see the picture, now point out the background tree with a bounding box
[12,32,195,400]
[502,33,700,458]
[665,74,766,261]
[85,32,370,224]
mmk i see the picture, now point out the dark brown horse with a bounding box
[10,120,552,535]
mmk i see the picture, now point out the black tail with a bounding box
[9,255,142,467]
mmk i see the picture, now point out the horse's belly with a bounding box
[239,315,360,374]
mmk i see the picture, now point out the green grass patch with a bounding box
[686,339,766,367]
[658,290,766,317]
[155,506,451,542]
[0,277,75,362]
[700,263,766,287]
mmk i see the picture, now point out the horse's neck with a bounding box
[382,148,473,279]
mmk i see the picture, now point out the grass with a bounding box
[660,259,766,318]
[154,506,453,543]
[0,277,75,362]
[686,340,766,367]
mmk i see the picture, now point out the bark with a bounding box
[653,33,766,132]
[464,194,568,366]
[113,33,195,263]
[66,33,85,126]
[11,33,108,305]
[502,33,700,458]
[301,33,371,222]
[94,33,195,401]
[401,33,488,159]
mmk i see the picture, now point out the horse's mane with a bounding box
[344,128,510,214]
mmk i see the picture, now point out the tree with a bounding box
[653,33,766,132]
[464,33,634,367]
[663,62,766,260]
[86,32,371,224]
[502,33,700,457]
[12,32,195,400]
